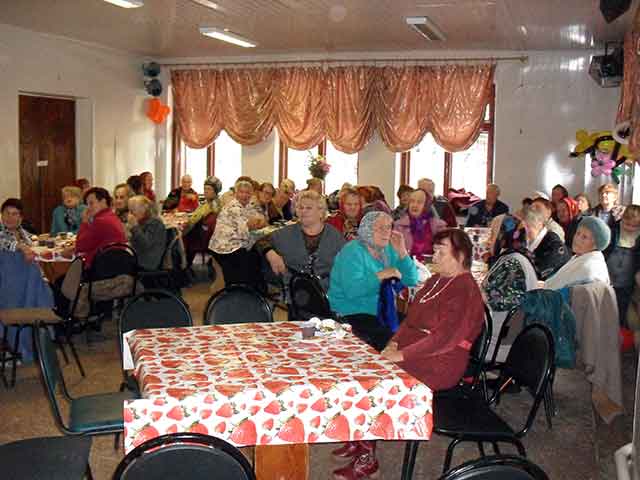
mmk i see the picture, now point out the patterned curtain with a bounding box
[171,64,495,153]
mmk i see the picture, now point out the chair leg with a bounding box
[10,326,22,387]
[443,439,462,474]
[66,331,86,377]
[114,432,121,450]
[1,324,9,388]
[477,441,486,457]
[512,438,526,457]
[401,441,419,480]
[492,442,501,455]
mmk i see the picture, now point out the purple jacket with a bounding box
[394,212,446,256]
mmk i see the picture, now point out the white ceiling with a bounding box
[0,0,636,58]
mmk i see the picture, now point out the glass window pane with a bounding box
[324,142,358,193]
[287,146,318,192]
[214,130,242,193]
[409,134,446,196]
[451,133,489,199]
[184,145,207,195]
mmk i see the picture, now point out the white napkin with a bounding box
[122,330,135,371]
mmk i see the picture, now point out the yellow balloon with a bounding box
[597,139,615,153]
[576,129,590,143]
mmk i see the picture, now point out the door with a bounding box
[19,95,76,233]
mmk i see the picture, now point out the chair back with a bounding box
[439,455,549,480]
[462,304,493,389]
[489,305,522,366]
[497,323,555,436]
[89,242,138,281]
[203,285,272,325]
[113,432,255,480]
[288,271,333,321]
[34,323,70,432]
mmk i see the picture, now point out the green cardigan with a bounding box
[328,240,418,316]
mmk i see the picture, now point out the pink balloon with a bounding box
[591,159,599,168]
[591,167,602,176]
[605,159,616,168]
[603,168,613,175]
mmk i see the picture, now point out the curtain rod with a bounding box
[161,55,528,68]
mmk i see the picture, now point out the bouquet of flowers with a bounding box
[308,153,331,179]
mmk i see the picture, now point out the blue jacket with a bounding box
[51,204,87,235]
[328,240,418,316]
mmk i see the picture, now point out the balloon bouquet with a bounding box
[570,121,634,183]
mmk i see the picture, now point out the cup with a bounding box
[301,325,316,339]
[46,239,56,248]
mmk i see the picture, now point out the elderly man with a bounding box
[163,174,199,212]
[417,178,457,227]
[0,198,35,262]
[466,183,509,227]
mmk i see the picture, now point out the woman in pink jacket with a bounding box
[393,189,446,260]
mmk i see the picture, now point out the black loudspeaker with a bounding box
[600,0,632,23]
[142,61,162,97]
[144,79,163,97]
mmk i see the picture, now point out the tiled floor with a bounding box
[0,264,635,479]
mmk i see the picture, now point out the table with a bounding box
[161,212,191,230]
[32,238,76,282]
[124,323,433,479]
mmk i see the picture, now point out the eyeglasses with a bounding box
[373,224,392,233]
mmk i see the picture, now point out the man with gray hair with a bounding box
[466,183,509,227]
[417,177,457,227]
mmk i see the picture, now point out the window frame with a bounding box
[400,84,495,192]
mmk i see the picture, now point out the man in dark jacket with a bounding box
[466,184,509,227]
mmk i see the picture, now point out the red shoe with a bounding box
[333,442,379,479]
[332,442,364,459]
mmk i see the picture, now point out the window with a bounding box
[399,84,495,200]
[279,139,358,193]
[179,130,242,194]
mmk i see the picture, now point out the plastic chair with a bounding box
[0,436,93,480]
[288,270,334,321]
[203,284,273,325]
[113,432,255,480]
[437,455,549,480]
[118,290,193,393]
[402,324,555,478]
[34,323,135,448]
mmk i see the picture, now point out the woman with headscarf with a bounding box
[329,211,419,351]
[393,189,446,260]
[182,176,222,267]
[556,196,581,249]
[326,187,363,241]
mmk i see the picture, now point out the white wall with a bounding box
[493,51,620,209]
[0,23,156,199]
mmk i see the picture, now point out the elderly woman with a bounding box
[210,180,266,287]
[522,206,570,280]
[544,216,611,290]
[182,176,222,267]
[392,184,413,221]
[394,189,446,260]
[113,183,132,225]
[51,186,87,235]
[331,229,488,480]
[0,198,35,262]
[329,211,418,350]
[605,205,640,326]
[256,182,283,224]
[556,196,581,249]
[127,195,166,271]
[593,183,625,228]
[256,190,345,291]
[140,171,156,202]
[531,197,565,241]
[575,193,592,215]
[327,188,363,241]
[163,175,199,212]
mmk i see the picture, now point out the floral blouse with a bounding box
[209,198,264,254]
[0,224,32,252]
[482,255,529,312]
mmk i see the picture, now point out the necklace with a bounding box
[417,275,458,304]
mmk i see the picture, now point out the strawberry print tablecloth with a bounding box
[123,323,433,452]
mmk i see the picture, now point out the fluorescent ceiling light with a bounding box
[199,27,257,48]
[406,16,446,42]
[103,0,143,8]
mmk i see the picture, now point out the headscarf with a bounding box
[204,176,223,195]
[338,192,363,240]
[358,211,392,266]
[488,214,533,267]
[558,197,579,227]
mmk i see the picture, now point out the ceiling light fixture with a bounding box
[102,0,144,8]
[405,16,446,42]
[199,27,257,48]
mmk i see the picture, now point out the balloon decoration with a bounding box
[146,98,170,124]
[570,125,635,184]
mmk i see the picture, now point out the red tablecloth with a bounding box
[123,323,433,452]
